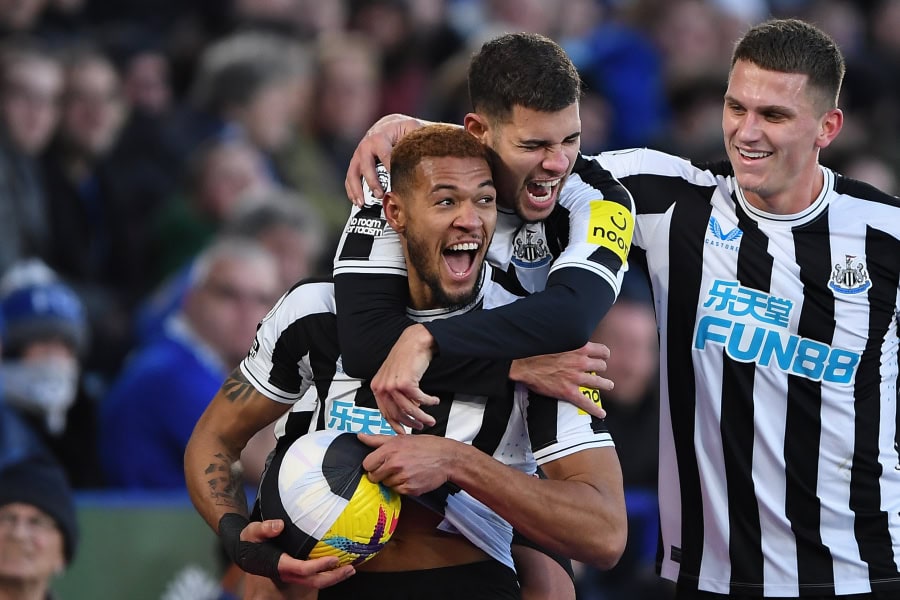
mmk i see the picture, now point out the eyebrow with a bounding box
[724,94,795,114]
[520,131,581,146]
[430,179,495,193]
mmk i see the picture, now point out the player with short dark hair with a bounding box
[336,32,634,432]
[345,18,900,600]
[184,124,626,599]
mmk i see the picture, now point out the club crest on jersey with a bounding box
[511,226,552,268]
[828,255,871,295]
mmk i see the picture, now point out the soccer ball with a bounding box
[257,429,401,566]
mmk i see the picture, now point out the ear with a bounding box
[383,192,406,234]
[464,112,489,143]
[815,108,843,149]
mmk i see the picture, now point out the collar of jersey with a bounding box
[405,263,491,322]
[734,165,833,228]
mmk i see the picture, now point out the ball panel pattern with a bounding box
[258,430,401,566]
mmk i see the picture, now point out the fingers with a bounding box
[584,341,611,360]
[278,554,356,588]
[579,371,614,392]
[344,161,365,206]
[357,433,390,448]
[572,392,607,419]
[241,519,284,542]
[375,389,438,432]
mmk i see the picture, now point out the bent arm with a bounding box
[361,433,626,569]
[425,268,614,359]
[184,369,290,531]
[450,445,626,569]
[334,273,513,397]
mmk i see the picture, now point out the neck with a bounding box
[742,164,825,216]
[0,578,50,600]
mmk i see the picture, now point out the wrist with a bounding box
[508,358,527,382]
[405,323,437,356]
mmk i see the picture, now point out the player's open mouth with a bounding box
[443,242,480,278]
[526,178,560,206]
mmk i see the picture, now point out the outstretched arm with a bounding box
[184,369,355,588]
[359,433,626,569]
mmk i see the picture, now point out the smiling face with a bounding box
[465,103,580,223]
[385,155,496,310]
[723,59,842,214]
[0,503,65,586]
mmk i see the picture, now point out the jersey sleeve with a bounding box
[524,389,614,467]
[332,169,512,397]
[240,284,327,404]
[426,155,635,359]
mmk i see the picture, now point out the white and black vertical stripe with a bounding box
[599,148,900,596]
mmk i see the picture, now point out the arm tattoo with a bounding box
[221,369,256,404]
[204,452,248,509]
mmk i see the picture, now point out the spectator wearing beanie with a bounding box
[0,455,79,600]
[0,263,103,488]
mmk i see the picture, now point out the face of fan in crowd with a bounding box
[183,239,281,368]
[0,503,66,585]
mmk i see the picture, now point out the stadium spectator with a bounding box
[0,454,79,600]
[0,262,100,488]
[0,38,61,274]
[100,237,280,489]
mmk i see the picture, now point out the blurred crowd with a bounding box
[1,0,899,598]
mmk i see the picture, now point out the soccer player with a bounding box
[335,32,635,433]
[345,19,900,600]
[184,125,626,599]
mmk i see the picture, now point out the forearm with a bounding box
[184,412,250,532]
[426,269,616,360]
[185,370,290,533]
[335,274,511,395]
[448,446,626,568]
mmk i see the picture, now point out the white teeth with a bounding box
[532,179,559,188]
[739,149,771,159]
[448,242,479,251]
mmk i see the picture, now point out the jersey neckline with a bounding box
[734,165,833,228]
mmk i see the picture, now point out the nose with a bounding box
[734,112,761,142]
[542,146,570,174]
[454,201,482,230]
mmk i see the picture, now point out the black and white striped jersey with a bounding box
[332,157,635,371]
[597,147,900,596]
[240,267,613,571]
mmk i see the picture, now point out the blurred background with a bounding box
[0,0,896,598]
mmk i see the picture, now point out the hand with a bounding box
[344,114,428,206]
[220,515,355,588]
[370,324,441,433]
[508,342,613,418]
[359,433,459,495]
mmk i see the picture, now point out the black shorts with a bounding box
[318,560,520,600]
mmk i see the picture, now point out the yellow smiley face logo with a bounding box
[587,201,634,265]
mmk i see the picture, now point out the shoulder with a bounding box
[833,172,900,208]
[267,278,336,325]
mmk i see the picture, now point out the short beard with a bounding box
[406,232,482,309]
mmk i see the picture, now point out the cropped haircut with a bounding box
[390,124,492,197]
[732,18,845,111]
[467,32,582,123]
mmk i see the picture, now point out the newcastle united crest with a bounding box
[511,226,552,269]
[828,254,871,295]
